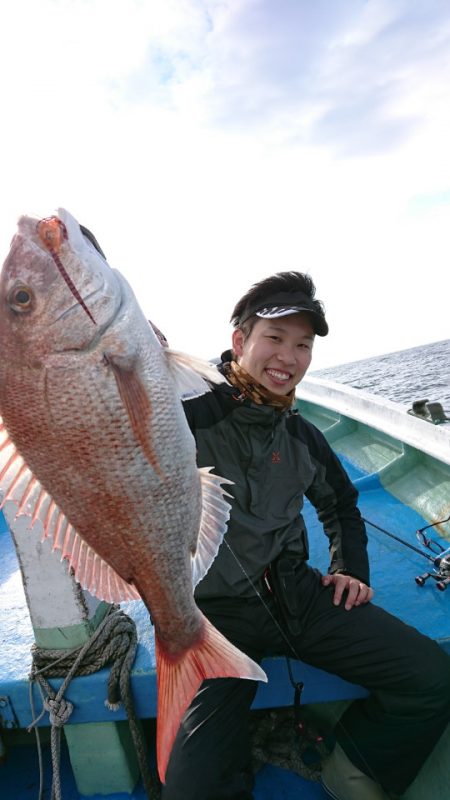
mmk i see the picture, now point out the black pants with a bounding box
[161,567,450,799]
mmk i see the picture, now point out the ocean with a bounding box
[311,339,450,411]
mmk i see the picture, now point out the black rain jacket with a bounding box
[183,356,370,600]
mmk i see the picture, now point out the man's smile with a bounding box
[265,368,291,382]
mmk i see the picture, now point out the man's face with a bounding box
[232,313,315,395]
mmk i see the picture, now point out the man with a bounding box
[162,271,450,800]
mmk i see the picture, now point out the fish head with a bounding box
[0,208,122,364]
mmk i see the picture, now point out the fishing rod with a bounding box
[363,516,450,591]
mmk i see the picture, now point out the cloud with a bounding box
[1,0,450,370]
[309,1,450,155]
[111,0,450,157]
[310,89,419,156]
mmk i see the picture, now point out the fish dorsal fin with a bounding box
[191,467,233,587]
[0,417,140,604]
[166,349,224,399]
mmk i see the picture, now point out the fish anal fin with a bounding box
[108,358,163,478]
[191,467,233,587]
[0,416,140,605]
[156,614,266,783]
[66,532,141,603]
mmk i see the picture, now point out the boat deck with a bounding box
[1,733,330,799]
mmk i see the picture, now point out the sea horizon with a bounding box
[311,338,450,409]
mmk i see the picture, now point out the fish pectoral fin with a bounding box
[191,467,233,588]
[165,349,226,400]
[155,614,267,784]
[108,357,163,478]
[0,416,140,604]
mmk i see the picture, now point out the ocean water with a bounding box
[312,339,450,411]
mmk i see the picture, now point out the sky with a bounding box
[1,0,450,370]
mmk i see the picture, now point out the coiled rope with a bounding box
[28,605,159,800]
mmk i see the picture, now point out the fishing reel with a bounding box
[363,516,450,592]
[415,548,450,591]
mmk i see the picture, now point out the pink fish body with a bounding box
[0,209,266,781]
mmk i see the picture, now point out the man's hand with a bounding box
[321,573,374,610]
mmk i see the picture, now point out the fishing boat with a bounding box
[1,376,449,800]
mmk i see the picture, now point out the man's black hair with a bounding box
[230,271,326,328]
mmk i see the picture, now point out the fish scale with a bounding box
[0,208,267,783]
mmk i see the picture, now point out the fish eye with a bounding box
[8,284,33,312]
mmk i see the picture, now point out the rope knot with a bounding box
[44,696,74,727]
[29,607,157,796]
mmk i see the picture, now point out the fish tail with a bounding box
[155,613,267,784]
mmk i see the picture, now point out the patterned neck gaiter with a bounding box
[222,360,295,410]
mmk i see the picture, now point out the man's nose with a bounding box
[276,343,296,364]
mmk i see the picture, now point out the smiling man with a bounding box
[232,314,314,394]
[161,272,450,800]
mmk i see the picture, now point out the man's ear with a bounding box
[232,328,245,359]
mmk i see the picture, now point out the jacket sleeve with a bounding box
[303,422,370,585]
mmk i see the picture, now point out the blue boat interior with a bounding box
[1,451,449,798]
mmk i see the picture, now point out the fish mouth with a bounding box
[33,212,118,330]
[52,275,125,353]
[27,212,123,347]
[8,213,124,352]
[37,216,98,325]
[52,281,113,324]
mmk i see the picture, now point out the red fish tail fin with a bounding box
[155,613,267,784]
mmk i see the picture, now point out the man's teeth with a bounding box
[267,369,290,381]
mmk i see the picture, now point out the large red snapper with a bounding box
[0,209,266,782]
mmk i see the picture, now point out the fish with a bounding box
[0,208,267,783]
